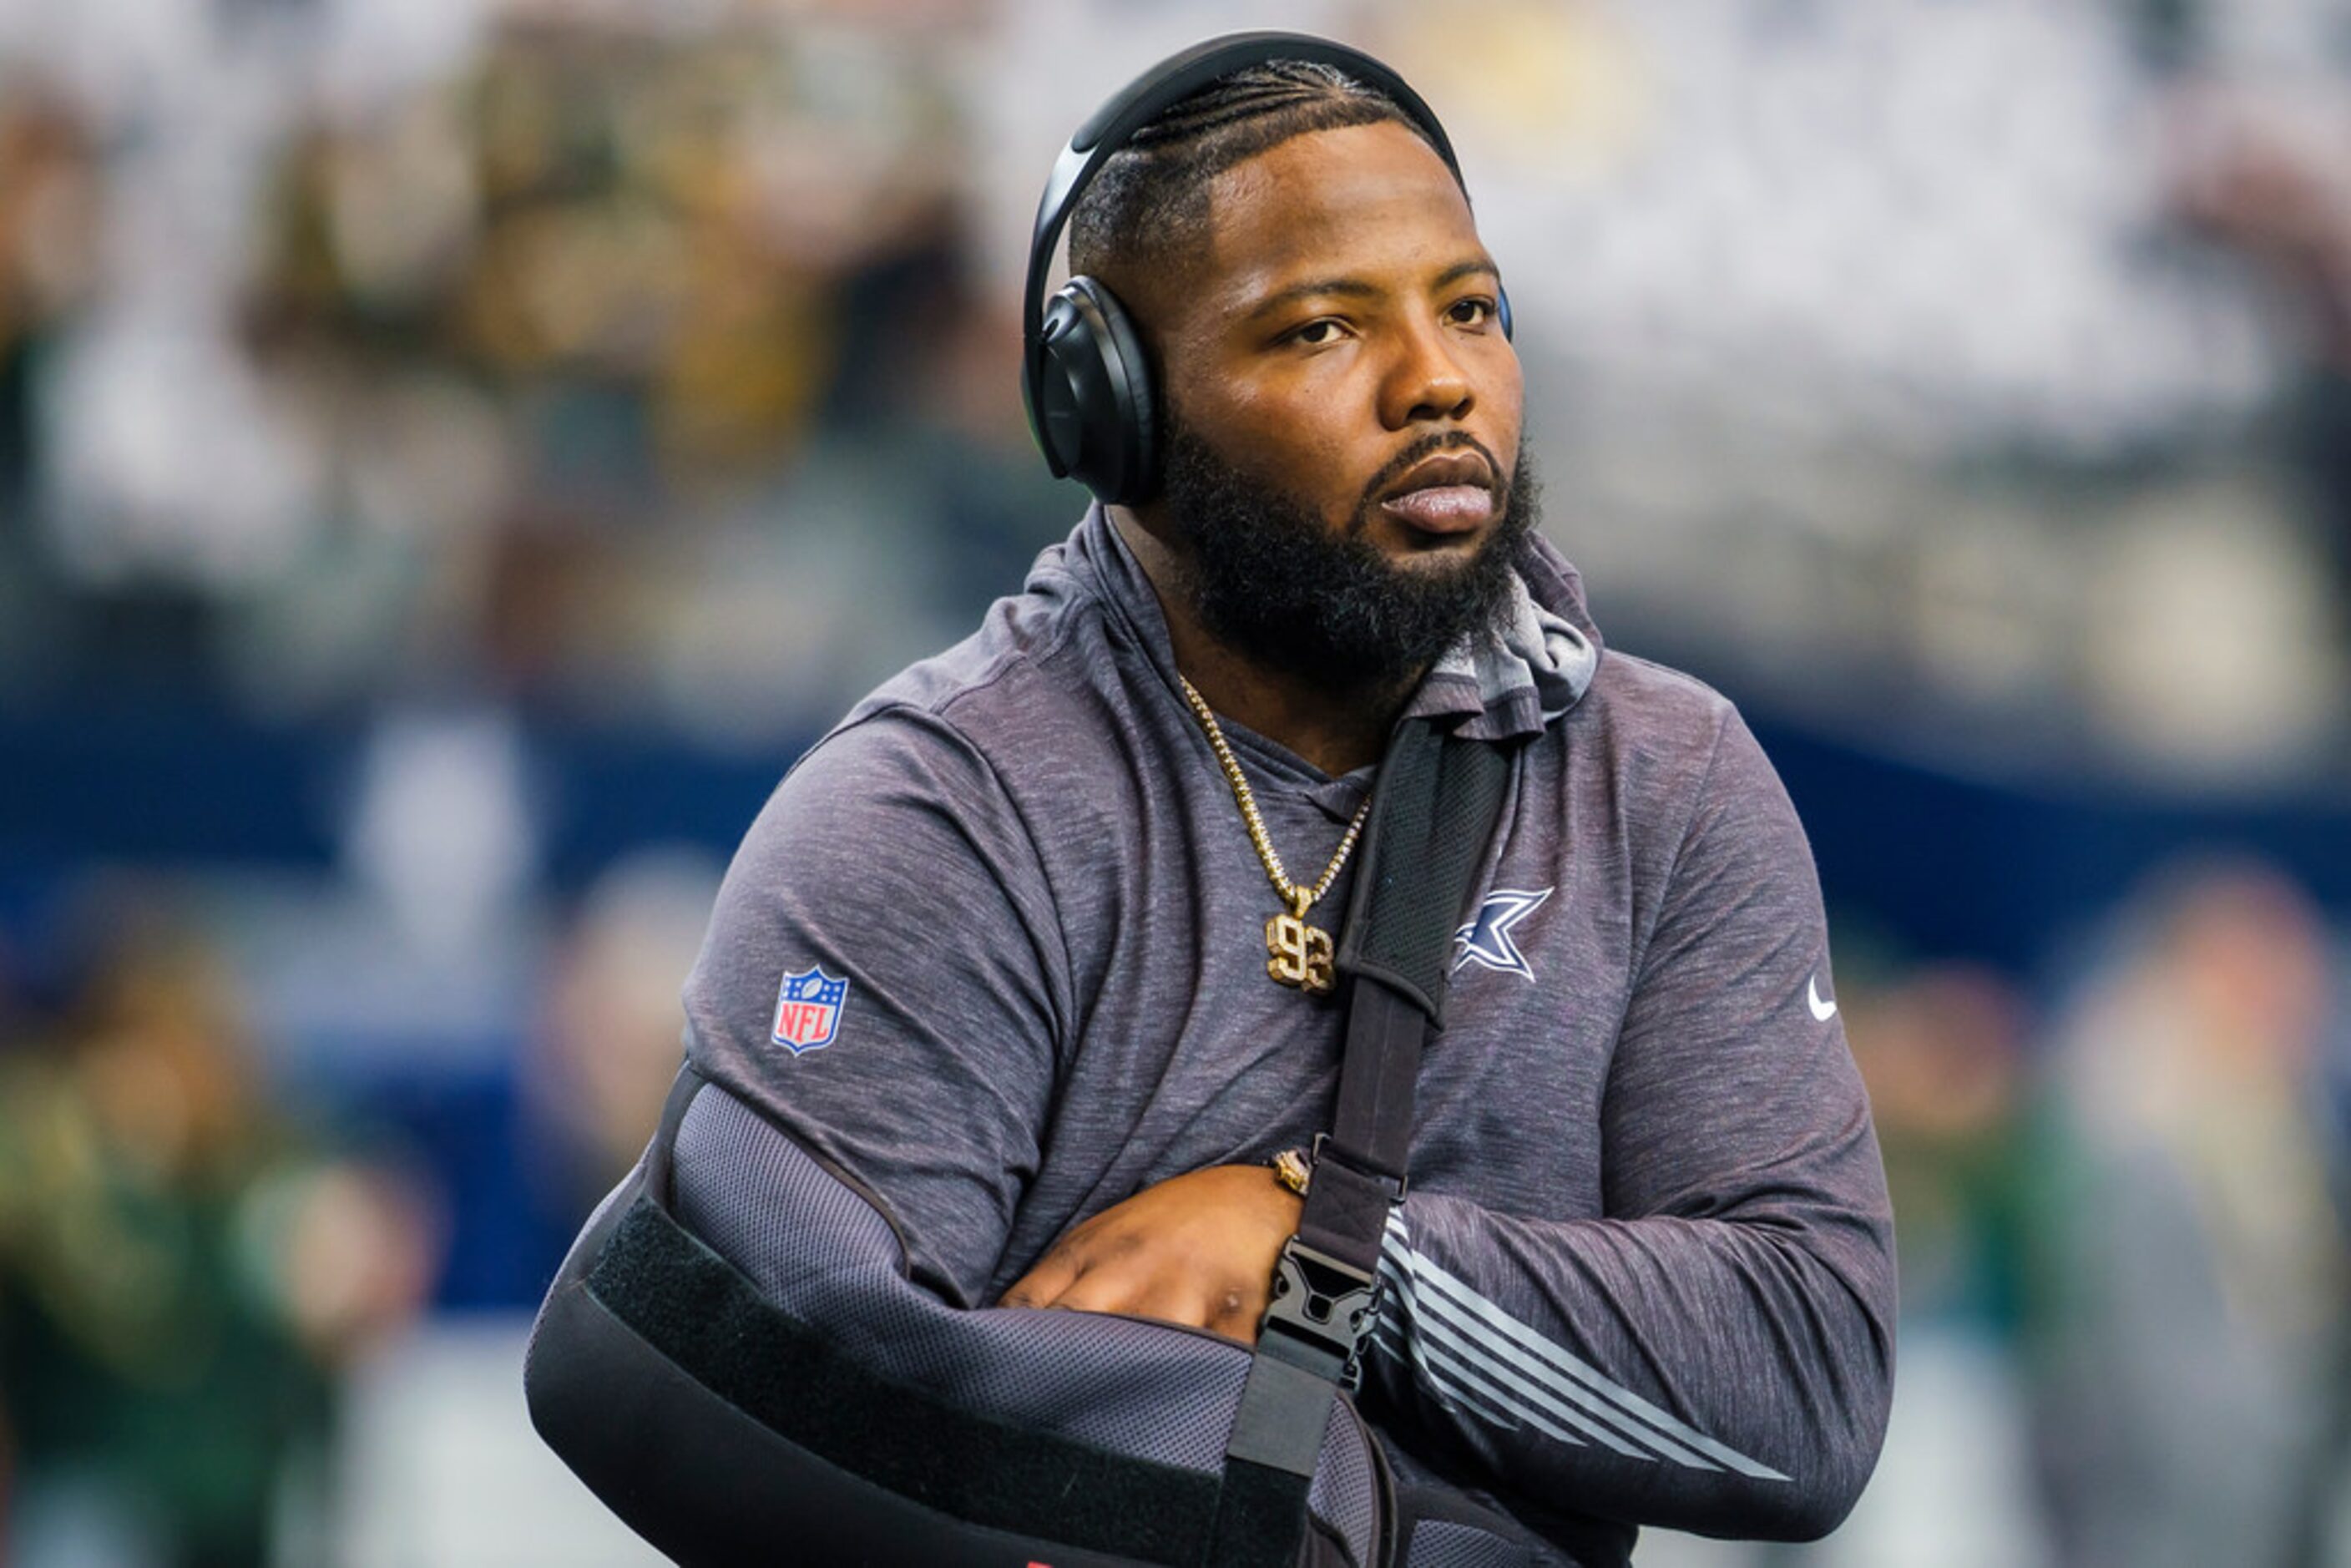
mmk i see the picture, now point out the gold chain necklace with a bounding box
[1179,675,1372,996]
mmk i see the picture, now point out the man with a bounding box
[678,49,1893,1565]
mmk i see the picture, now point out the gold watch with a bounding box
[1271,1146,1312,1198]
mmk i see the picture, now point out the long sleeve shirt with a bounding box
[679,503,1895,1565]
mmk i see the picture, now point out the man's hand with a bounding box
[998,1164,1303,1343]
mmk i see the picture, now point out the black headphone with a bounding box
[1021,31,1512,507]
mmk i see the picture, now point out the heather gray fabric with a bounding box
[680,504,1895,1565]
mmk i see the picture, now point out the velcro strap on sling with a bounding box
[587,1192,1221,1564]
[533,1066,1289,1568]
[1206,717,1514,1568]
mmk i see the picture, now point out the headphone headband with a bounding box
[1021,32,1464,428]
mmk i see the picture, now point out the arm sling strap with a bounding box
[523,714,1515,1567]
[1209,715,1513,1566]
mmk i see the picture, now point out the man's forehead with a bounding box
[1190,121,1487,311]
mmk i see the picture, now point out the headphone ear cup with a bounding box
[1498,285,1514,342]
[1091,281,1156,501]
[1034,276,1157,505]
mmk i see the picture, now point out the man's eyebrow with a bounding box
[1431,258,1501,292]
[1244,258,1501,321]
[1245,276,1380,320]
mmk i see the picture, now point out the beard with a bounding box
[1155,415,1540,695]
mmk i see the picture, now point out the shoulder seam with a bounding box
[1624,700,1737,994]
[786,570,1101,774]
[914,569,1105,728]
[797,696,1081,1052]
[938,699,1082,1064]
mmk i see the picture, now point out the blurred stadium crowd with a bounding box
[3,0,2351,1563]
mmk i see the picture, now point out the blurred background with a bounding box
[2,0,2349,1563]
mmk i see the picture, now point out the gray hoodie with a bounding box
[680,505,1895,1564]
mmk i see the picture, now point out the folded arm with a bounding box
[1363,711,1897,1540]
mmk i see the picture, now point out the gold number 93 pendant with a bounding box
[1266,908,1337,995]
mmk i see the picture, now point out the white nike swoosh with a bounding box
[1808,975,1838,1022]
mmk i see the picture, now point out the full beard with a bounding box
[1155,417,1541,696]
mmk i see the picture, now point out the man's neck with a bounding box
[1114,509,1412,777]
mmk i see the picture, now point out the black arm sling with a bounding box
[524,714,1515,1566]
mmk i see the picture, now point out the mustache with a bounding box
[1351,432,1509,528]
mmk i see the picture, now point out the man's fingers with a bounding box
[1004,1258,1260,1338]
[1011,1254,1223,1333]
[998,1246,1079,1310]
[1043,1266,1147,1318]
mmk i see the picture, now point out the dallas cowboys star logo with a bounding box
[1453,887,1554,982]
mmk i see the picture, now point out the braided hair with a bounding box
[1066,59,1459,289]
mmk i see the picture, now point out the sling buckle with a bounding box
[1259,1238,1378,1390]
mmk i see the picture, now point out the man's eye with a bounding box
[1449,298,1494,327]
[1291,319,1343,346]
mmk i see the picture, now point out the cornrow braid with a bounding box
[1066,59,1454,291]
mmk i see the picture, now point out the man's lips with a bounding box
[1376,450,1498,536]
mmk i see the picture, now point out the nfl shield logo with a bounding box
[771,966,848,1055]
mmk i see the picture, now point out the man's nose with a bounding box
[1379,321,1475,428]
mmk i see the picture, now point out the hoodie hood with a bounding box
[1405,532,1600,741]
